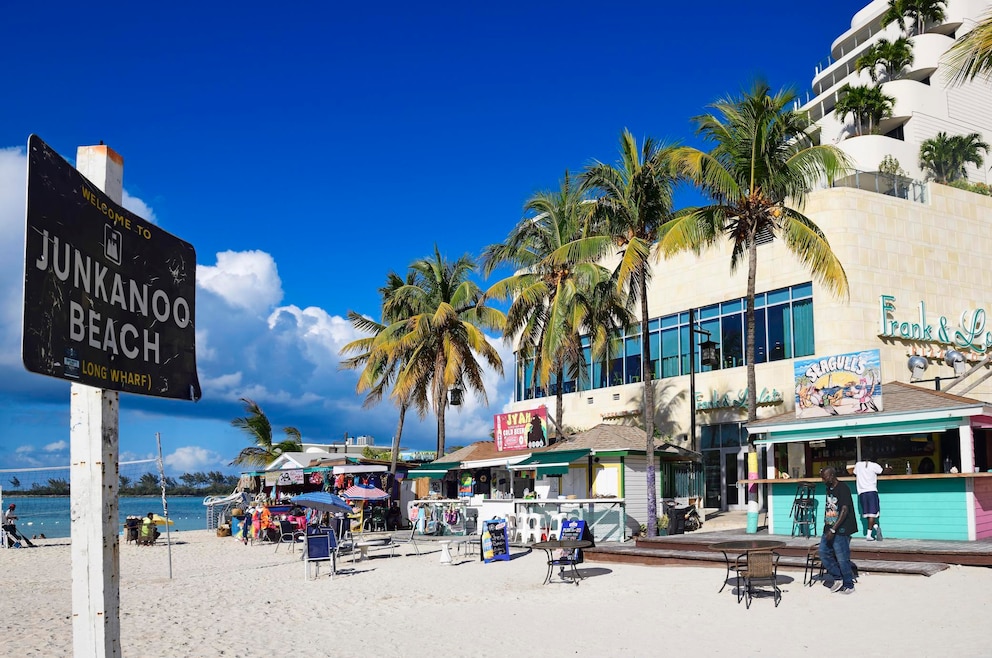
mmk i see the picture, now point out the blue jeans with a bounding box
[819,531,854,589]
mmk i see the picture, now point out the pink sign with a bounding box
[493,407,547,451]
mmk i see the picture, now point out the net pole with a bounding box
[155,433,173,579]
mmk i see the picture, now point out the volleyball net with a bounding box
[0,459,160,539]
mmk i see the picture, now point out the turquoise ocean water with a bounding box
[1,495,208,539]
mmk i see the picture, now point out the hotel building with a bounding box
[503,0,992,521]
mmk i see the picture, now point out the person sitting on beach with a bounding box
[140,512,161,545]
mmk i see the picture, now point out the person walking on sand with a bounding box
[819,467,857,595]
[850,455,892,541]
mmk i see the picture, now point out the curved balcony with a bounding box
[834,134,924,180]
[907,32,955,77]
[880,78,946,120]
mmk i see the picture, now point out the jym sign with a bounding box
[22,135,201,401]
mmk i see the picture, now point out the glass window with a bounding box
[625,334,642,383]
[721,424,745,447]
[754,308,767,364]
[661,327,680,378]
[608,336,623,387]
[721,299,742,314]
[580,345,592,391]
[649,329,660,380]
[699,304,719,320]
[792,282,813,299]
[767,288,790,305]
[700,425,719,450]
[766,303,791,361]
[792,298,815,357]
[721,313,744,369]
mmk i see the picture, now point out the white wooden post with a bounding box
[71,144,123,658]
[959,421,975,473]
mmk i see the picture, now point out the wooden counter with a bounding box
[754,472,992,484]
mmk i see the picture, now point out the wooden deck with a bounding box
[582,528,992,573]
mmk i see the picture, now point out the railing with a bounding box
[823,170,928,204]
[516,498,627,542]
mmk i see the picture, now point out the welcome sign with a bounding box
[23,135,201,400]
[794,349,882,419]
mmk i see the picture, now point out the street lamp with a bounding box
[449,381,464,406]
[687,309,720,453]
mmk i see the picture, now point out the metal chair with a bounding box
[803,544,824,587]
[274,520,303,553]
[735,550,782,608]
[791,484,817,538]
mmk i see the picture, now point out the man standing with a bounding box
[819,467,857,594]
[2,503,35,548]
[850,455,891,541]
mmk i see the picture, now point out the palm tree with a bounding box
[946,9,992,83]
[663,82,850,434]
[919,131,990,182]
[229,397,302,468]
[341,272,417,474]
[560,130,681,538]
[378,246,505,457]
[883,0,946,35]
[834,83,895,136]
[482,171,628,442]
[856,37,914,82]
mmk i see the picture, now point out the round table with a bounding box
[709,540,786,593]
[532,539,593,585]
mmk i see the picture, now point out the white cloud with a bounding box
[15,445,34,454]
[122,190,158,224]
[43,441,68,452]
[164,446,226,472]
[197,250,283,314]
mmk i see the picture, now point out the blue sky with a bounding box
[0,1,869,474]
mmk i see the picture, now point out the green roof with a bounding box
[407,461,461,479]
[509,449,590,477]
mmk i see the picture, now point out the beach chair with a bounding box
[303,527,340,580]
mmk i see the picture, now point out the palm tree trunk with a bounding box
[554,363,565,443]
[745,237,760,532]
[640,270,658,538]
[435,355,446,458]
[746,238,758,425]
[390,404,407,474]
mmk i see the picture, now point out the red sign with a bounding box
[493,407,547,451]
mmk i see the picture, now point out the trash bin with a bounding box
[666,506,688,535]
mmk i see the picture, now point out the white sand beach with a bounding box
[1,530,989,657]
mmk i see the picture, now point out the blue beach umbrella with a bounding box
[290,491,353,514]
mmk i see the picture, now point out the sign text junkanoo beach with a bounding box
[23,135,201,400]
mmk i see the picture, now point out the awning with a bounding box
[407,461,461,479]
[509,449,590,477]
[331,464,388,475]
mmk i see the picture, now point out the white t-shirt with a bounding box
[853,461,883,494]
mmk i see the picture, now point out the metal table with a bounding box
[532,539,592,585]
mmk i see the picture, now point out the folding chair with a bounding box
[303,527,340,580]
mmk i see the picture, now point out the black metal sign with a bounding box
[22,135,201,401]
